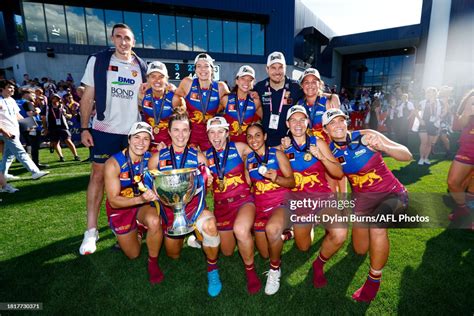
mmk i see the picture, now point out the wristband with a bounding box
[80,128,91,133]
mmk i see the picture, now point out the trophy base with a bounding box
[167,225,195,237]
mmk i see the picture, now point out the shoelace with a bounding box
[263,270,280,283]
[208,271,220,283]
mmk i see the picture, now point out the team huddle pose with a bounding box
[79,23,417,301]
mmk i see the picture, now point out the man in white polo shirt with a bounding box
[0,80,49,188]
[79,23,148,255]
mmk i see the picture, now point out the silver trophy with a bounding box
[148,168,204,236]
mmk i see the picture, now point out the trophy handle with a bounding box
[190,168,206,223]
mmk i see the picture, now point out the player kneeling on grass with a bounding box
[280,105,347,288]
[104,122,164,284]
[148,113,223,297]
[245,123,296,295]
[323,108,412,302]
[206,116,262,294]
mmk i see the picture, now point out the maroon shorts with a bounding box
[253,204,287,232]
[106,200,139,235]
[214,195,254,231]
[454,146,474,165]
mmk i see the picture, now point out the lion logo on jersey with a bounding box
[255,181,280,194]
[230,121,248,135]
[120,187,134,198]
[216,174,244,192]
[293,172,322,191]
[348,169,382,188]
[191,111,213,123]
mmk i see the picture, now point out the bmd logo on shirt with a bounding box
[112,77,136,85]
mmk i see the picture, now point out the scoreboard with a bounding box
[163,63,220,82]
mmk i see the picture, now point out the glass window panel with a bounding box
[223,20,237,54]
[105,10,123,45]
[14,14,25,42]
[372,76,383,86]
[176,16,192,51]
[160,15,176,50]
[389,55,402,75]
[383,57,390,74]
[365,58,374,76]
[373,57,384,76]
[388,74,401,85]
[208,19,222,53]
[237,22,251,55]
[66,6,87,45]
[192,18,207,52]
[402,54,415,75]
[44,4,67,43]
[23,2,47,42]
[142,13,159,49]
[124,12,142,48]
[251,23,264,56]
[85,8,106,46]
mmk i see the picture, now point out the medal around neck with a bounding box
[258,165,268,176]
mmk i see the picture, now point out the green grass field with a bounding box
[1,146,473,315]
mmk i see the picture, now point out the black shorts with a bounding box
[50,129,71,142]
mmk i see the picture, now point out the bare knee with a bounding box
[203,218,218,236]
[265,223,282,243]
[166,251,180,259]
[447,176,461,191]
[353,244,368,256]
[147,217,161,233]
[328,230,347,247]
[125,249,140,260]
[295,239,311,252]
[234,223,251,241]
[221,248,234,257]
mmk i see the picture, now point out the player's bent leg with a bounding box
[294,224,313,252]
[233,203,256,263]
[218,230,236,256]
[312,227,347,288]
[353,227,388,302]
[164,236,184,259]
[196,211,222,297]
[352,226,370,255]
[234,203,261,294]
[137,205,164,284]
[116,230,141,259]
[254,232,269,259]
[264,207,289,295]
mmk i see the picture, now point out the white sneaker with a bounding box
[264,268,281,295]
[5,174,20,180]
[418,159,425,165]
[186,234,202,249]
[424,159,431,165]
[0,184,19,193]
[79,228,99,255]
[32,171,50,180]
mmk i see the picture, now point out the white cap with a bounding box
[194,53,214,68]
[236,65,255,79]
[322,108,348,126]
[286,105,308,121]
[267,51,286,67]
[299,68,321,84]
[206,116,229,131]
[128,122,153,138]
[147,61,168,77]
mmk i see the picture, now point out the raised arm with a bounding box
[361,129,413,161]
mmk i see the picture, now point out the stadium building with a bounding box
[0,0,472,94]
